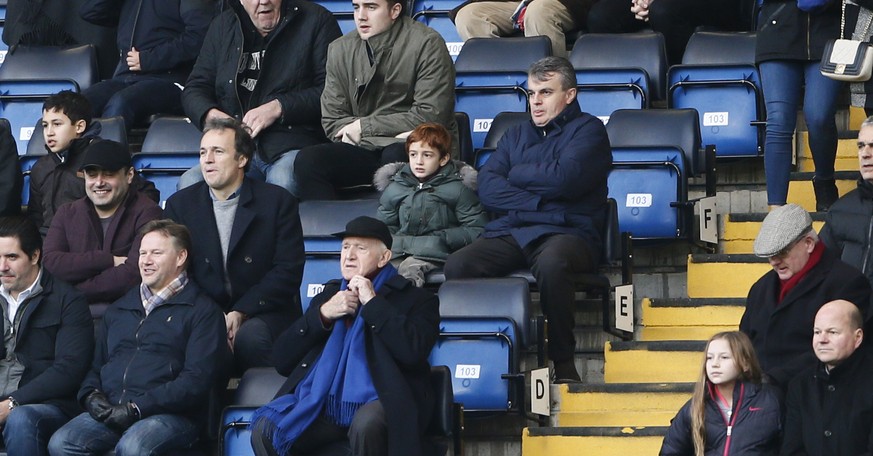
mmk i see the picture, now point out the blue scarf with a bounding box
[251,265,398,455]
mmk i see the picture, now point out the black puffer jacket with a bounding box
[660,382,782,456]
[821,178,873,290]
[756,0,841,62]
[182,0,341,162]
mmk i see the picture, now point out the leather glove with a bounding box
[84,390,113,422]
[103,402,140,432]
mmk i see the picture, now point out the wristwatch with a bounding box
[7,397,17,411]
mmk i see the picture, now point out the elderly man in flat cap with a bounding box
[740,204,872,390]
[249,216,441,456]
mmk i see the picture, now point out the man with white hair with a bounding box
[740,204,872,389]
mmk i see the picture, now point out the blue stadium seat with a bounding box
[412,0,465,59]
[133,116,202,208]
[430,277,534,413]
[472,111,528,169]
[606,108,714,241]
[298,199,380,311]
[311,0,356,34]
[667,31,763,158]
[455,111,474,165]
[454,37,550,149]
[569,33,665,123]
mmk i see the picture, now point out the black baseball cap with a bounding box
[332,216,393,249]
[79,140,131,171]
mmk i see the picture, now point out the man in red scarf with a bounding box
[740,204,871,390]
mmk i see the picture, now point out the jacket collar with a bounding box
[116,279,201,312]
[768,245,837,310]
[531,100,583,136]
[815,345,871,383]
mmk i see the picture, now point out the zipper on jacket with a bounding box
[233,19,245,114]
[129,0,145,53]
[863,213,873,274]
[807,13,812,60]
[722,382,744,456]
[120,314,147,404]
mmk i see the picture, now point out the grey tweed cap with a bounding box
[753,204,813,258]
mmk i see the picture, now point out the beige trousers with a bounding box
[454,0,575,57]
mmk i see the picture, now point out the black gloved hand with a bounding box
[103,402,140,432]
[84,390,113,422]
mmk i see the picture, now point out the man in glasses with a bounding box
[740,203,871,391]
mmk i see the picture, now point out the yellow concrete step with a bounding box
[721,212,826,254]
[797,131,858,164]
[556,383,692,427]
[639,298,742,341]
[523,426,666,455]
[604,340,705,384]
[786,171,858,211]
[687,254,769,299]
[851,106,866,130]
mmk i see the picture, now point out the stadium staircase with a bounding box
[517,107,867,455]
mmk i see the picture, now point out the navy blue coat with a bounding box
[272,276,441,456]
[79,281,226,425]
[478,101,612,259]
[164,177,305,339]
[660,382,782,455]
[1,272,93,418]
[80,0,215,81]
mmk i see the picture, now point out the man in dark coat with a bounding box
[0,216,93,456]
[164,118,304,372]
[444,56,612,383]
[180,0,341,194]
[48,219,226,456]
[28,91,159,236]
[821,116,873,290]
[43,140,162,308]
[740,204,872,389]
[250,216,440,456]
[782,299,873,455]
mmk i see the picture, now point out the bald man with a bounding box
[782,300,873,455]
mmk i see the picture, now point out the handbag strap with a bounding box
[843,1,873,40]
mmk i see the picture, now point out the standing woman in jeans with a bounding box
[758,0,842,211]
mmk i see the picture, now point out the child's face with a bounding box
[42,109,85,154]
[408,141,449,181]
[705,338,741,387]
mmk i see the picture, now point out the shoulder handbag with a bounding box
[820,1,873,81]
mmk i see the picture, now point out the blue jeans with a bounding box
[760,60,843,205]
[4,403,69,456]
[177,150,299,196]
[47,412,199,456]
[82,76,184,129]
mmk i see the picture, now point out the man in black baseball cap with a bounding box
[40,139,162,307]
[250,215,440,456]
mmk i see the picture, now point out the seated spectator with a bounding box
[0,216,94,456]
[821,117,873,290]
[740,204,872,389]
[659,331,781,455]
[250,216,440,456]
[43,140,162,305]
[586,0,749,65]
[444,56,612,383]
[374,123,488,286]
[781,299,873,454]
[48,219,226,456]
[293,0,458,200]
[27,91,159,236]
[164,118,304,372]
[451,0,594,58]
[180,0,341,194]
[79,0,215,128]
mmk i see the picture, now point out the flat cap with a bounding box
[753,204,813,258]
[332,216,393,250]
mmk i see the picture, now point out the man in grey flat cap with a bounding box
[740,203,872,390]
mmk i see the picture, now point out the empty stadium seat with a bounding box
[311,0,356,34]
[473,111,528,169]
[0,44,98,153]
[412,0,465,58]
[667,31,763,158]
[569,33,666,123]
[298,199,380,311]
[133,117,202,207]
[454,36,550,149]
[606,108,714,241]
[455,111,474,165]
[431,277,538,413]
